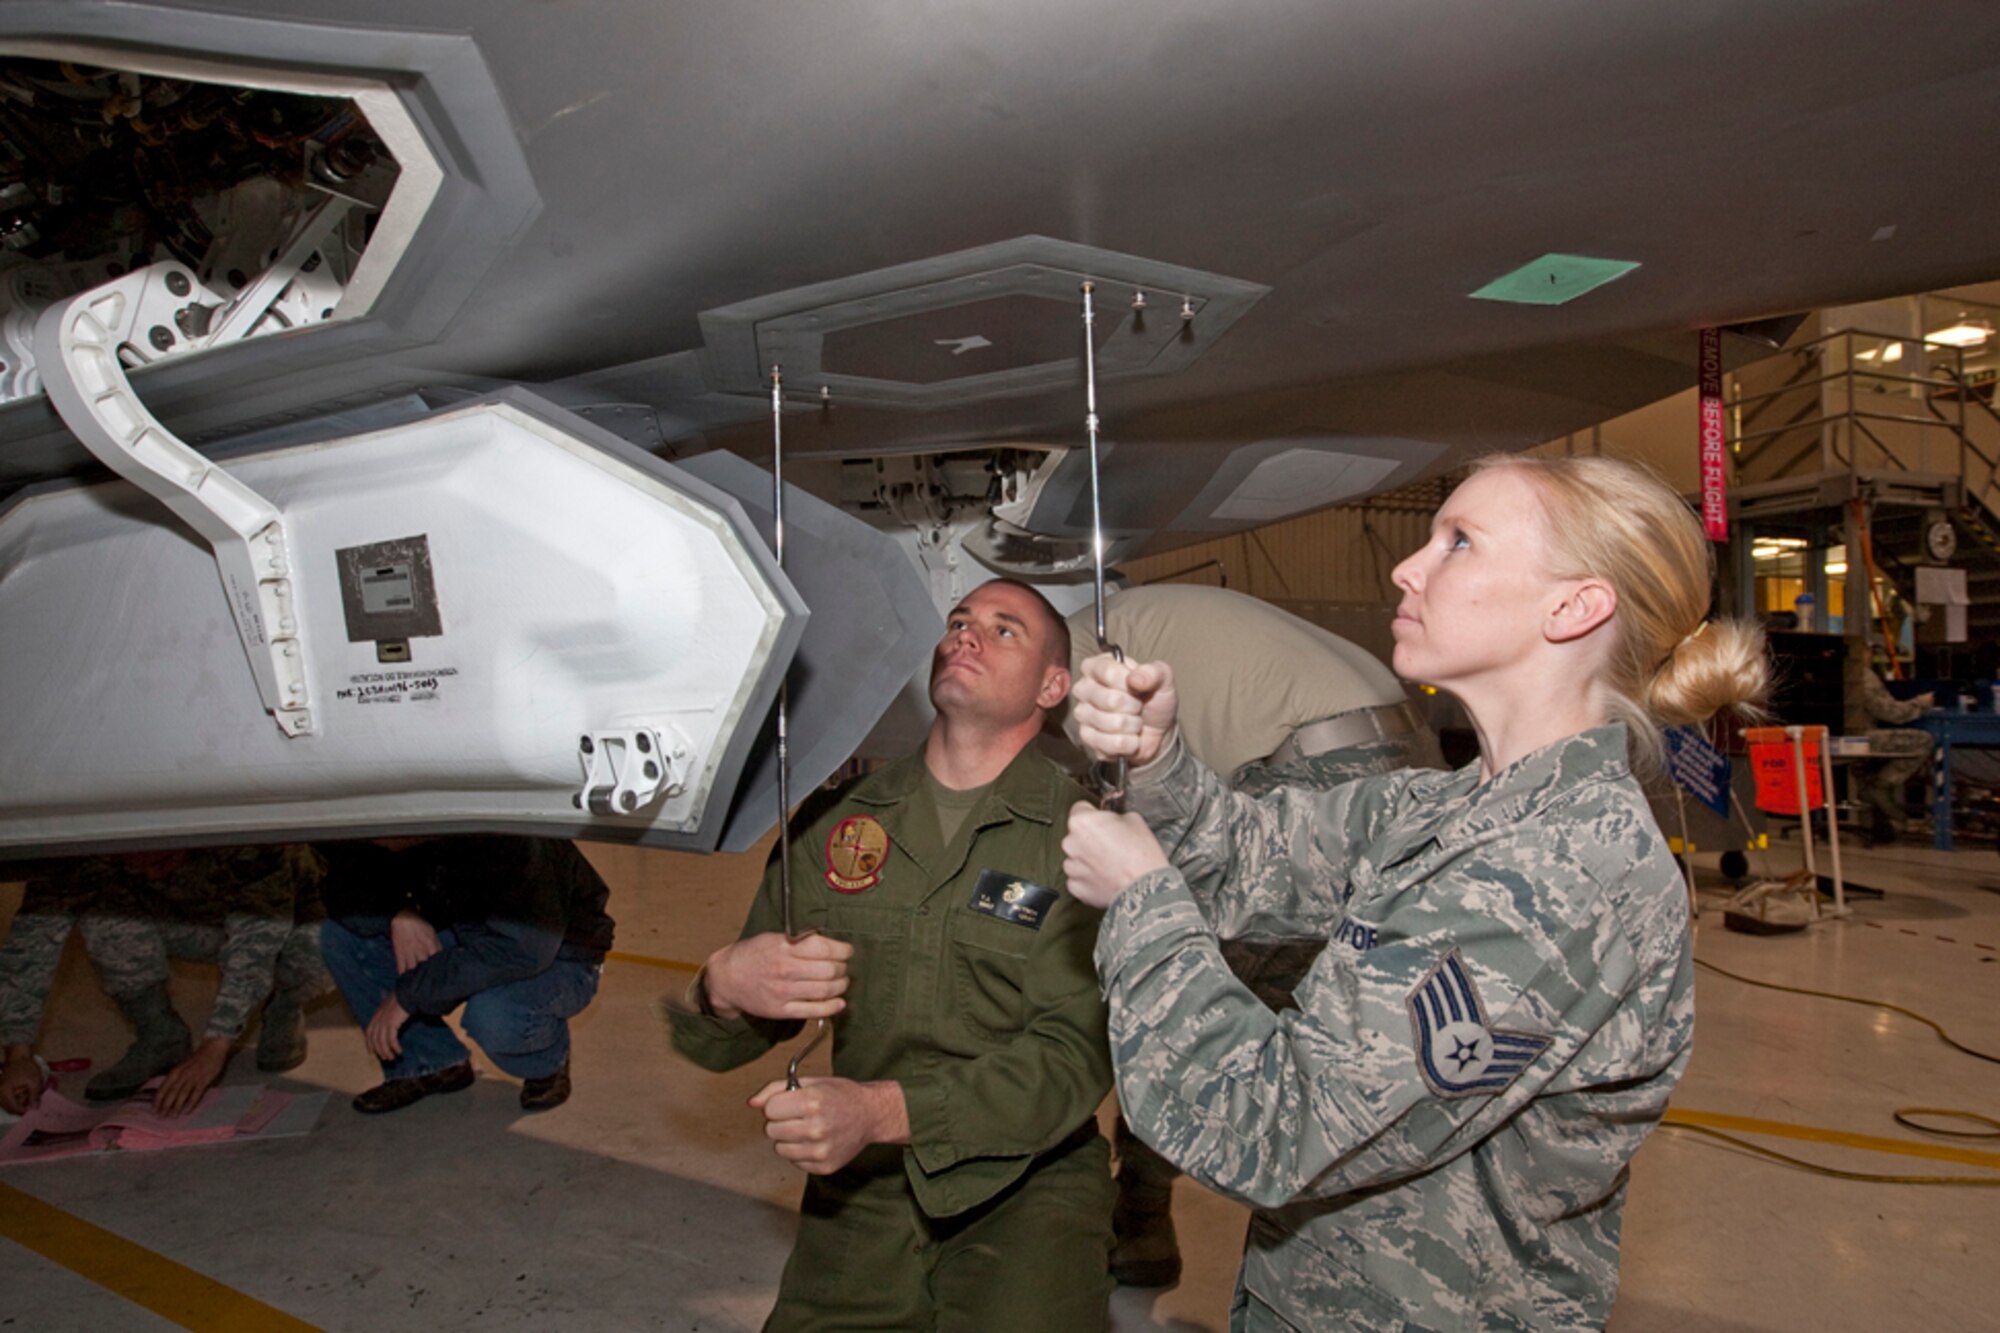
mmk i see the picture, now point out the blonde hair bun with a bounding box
[1649,617,1769,729]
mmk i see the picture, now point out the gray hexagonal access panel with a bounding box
[698,236,1268,409]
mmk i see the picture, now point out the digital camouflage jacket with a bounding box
[1100,725,1692,1332]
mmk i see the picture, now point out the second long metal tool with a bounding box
[1081,281,1127,810]
[770,366,828,1090]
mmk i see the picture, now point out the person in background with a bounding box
[0,845,329,1116]
[1859,659,1934,844]
[319,836,614,1113]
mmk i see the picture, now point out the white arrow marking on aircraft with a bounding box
[934,335,992,355]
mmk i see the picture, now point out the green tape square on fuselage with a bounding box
[1469,253,1640,305]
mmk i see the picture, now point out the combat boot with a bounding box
[1109,1173,1182,1288]
[86,985,192,1101]
[254,985,310,1073]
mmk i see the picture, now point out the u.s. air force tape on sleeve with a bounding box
[967,869,1058,929]
[1407,949,1552,1098]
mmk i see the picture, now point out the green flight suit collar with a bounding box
[848,744,1060,887]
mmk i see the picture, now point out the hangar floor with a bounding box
[1,829,1994,1331]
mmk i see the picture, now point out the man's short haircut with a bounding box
[981,578,1071,671]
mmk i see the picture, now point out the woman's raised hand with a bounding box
[1062,804,1170,909]
[1072,653,1179,768]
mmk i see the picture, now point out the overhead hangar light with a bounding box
[1751,537,1811,560]
[1924,321,1994,348]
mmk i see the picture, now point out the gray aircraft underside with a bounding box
[2,0,1998,858]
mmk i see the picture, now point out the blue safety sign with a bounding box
[1665,727,1731,817]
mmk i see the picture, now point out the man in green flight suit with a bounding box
[670,578,1113,1332]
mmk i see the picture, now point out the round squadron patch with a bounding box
[824,815,890,893]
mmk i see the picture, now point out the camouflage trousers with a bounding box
[1117,724,1443,1191]
[1862,727,1933,822]
[82,913,330,1042]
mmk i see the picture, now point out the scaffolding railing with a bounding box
[1728,328,1999,490]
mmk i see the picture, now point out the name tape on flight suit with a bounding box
[967,870,1058,929]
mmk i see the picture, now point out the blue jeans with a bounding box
[320,921,600,1081]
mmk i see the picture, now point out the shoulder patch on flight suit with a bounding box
[1407,949,1552,1099]
[825,815,890,893]
[966,869,1058,929]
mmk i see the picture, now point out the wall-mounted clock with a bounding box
[1926,518,1958,563]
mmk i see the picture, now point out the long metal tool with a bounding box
[771,366,797,937]
[1081,281,1127,809]
[769,365,828,1089]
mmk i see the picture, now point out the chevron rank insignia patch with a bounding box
[1406,948,1552,1099]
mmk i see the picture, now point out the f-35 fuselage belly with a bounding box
[0,393,804,856]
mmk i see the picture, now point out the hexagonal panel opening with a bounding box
[0,45,433,403]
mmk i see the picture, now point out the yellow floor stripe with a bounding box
[606,949,699,973]
[1665,1108,2000,1171]
[0,1181,320,1331]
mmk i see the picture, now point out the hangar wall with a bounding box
[1525,389,1701,491]
[1117,500,1433,606]
[1123,281,2000,611]
[1118,390,1703,605]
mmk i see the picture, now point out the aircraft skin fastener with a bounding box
[577,727,687,814]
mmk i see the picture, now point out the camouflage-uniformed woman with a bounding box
[0,845,330,1116]
[1066,456,1768,1331]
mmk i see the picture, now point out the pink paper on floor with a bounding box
[0,1081,324,1166]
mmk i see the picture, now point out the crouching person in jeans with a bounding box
[320,836,615,1113]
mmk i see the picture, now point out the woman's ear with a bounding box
[1546,578,1617,643]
